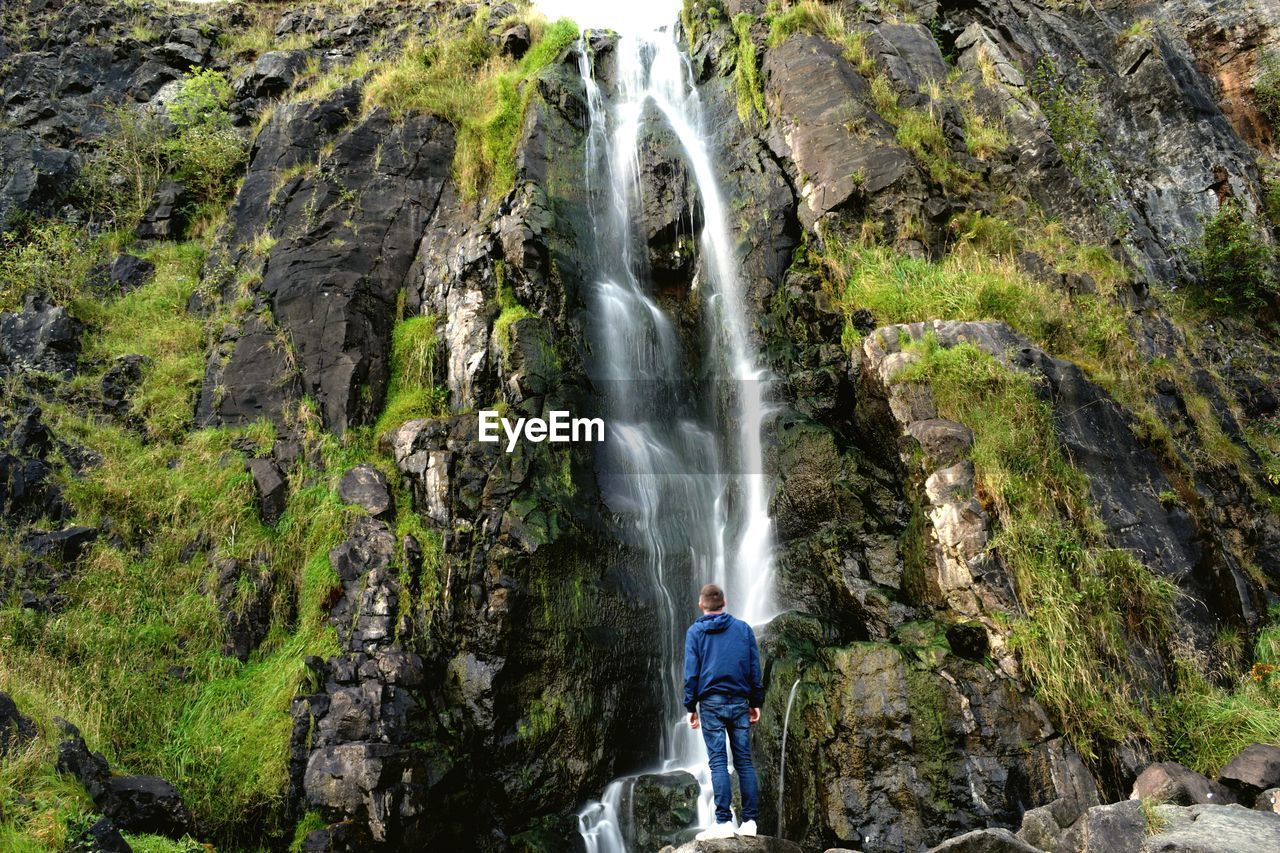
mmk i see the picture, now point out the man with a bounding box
[683,583,764,840]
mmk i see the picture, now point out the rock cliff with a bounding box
[3,0,1280,851]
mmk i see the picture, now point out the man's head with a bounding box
[699,583,725,613]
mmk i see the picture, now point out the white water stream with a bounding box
[571,15,778,852]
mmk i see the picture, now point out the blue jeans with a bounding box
[698,694,759,823]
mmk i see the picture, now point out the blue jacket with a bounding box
[683,611,765,712]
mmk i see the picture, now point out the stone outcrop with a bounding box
[56,719,195,840]
[290,516,430,848]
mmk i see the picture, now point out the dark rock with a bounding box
[246,457,288,525]
[0,692,36,756]
[1218,744,1280,803]
[135,180,192,240]
[235,50,307,100]
[0,294,82,377]
[1132,762,1237,806]
[56,720,111,801]
[70,816,132,853]
[338,464,394,518]
[23,525,98,563]
[763,34,912,227]
[198,95,456,434]
[101,355,151,418]
[499,23,531,58]
[88,255,155,296]
[615,771,699,850]
[1254,788,1280,814]
[102,775,194,839]
[56,713,193,839]
[213,557,276,662]
[925,828,1043,852]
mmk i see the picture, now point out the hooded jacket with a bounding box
[683,611,765,712]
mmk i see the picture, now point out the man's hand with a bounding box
[749,707,760,725]
[689,712,700,730]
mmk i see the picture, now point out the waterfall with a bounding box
[573,16,777,852]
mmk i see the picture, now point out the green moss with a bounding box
[493,274,534,364]
[903,666,952,812]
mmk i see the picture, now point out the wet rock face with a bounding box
[757,638,1096,852]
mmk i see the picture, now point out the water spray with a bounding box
[776,677,802,840]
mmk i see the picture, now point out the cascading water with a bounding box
[571,13,777,852]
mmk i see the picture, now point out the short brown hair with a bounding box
[699,583,725,611]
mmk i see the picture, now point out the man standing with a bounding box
[684,583,764,839]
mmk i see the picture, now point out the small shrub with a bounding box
[79,104,169,229]
[1190,200,1275,312]
[1256,49,1280,125]
[0,220,93,312]
[166,70,247,206]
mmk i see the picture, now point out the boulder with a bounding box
[0,294,82,377]
[925,828,1044,852]
[338,464,394,518]
[135,180,192,240]
[0,691,36,756]
[1144,802,1280,852]
[70,816,132,853]
[1254,788,1280,814]
[659,837,804,853]
[102,775,194,839]
[56,720,111,801]
[1218,744,1280,803]
[615,771,700,850]
[246,457,288,525]
[1131,762,1237,806]
[23,526,98,563]
[87,254,155,296]
[1075,799,1146,853]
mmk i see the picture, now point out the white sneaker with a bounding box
[736,819,757,837]
[695,821,737,840]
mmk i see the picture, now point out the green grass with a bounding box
[766,0,874,74]
[72,241,207,439]
[896,338,1179,757]
[1158,622,1280,775]
[731,13,767,126]
[374,314,448,436]
[493,277,533,366]
[362,10,579,204]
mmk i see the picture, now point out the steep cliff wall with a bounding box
[2,0,1280,851]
